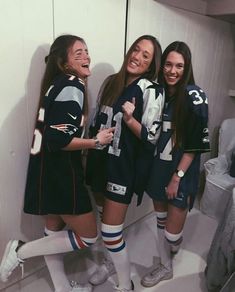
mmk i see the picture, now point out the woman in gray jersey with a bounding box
[86,35,164,292]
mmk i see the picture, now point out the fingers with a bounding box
[108,127,116,133]
[132,97,136,105]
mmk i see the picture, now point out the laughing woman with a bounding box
[0,34,114,292]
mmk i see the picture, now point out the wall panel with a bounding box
[54,0,126,114]
[0,0,53,289]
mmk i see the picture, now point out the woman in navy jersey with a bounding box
[86,35,164,291]
[0,35,114,292]
[141,41,210,287]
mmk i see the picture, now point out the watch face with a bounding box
[177,170,184,177]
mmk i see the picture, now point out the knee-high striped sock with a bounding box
[155,212,171,270]
[101,223,132,290]
[165,229,183,255]
[44,228,71,292]
[17,230,97,260]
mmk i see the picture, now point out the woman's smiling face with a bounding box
[66,40,91,80]
[163,51,185,88]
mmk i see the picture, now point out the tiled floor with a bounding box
[2,207,217,292]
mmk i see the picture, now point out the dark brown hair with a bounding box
[158,41,195,147]
[40,34,88,116]
[100,35,162,106]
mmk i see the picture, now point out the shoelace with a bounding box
[150,265,162,276]
[102,258,114,271]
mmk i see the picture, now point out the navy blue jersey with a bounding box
[24,74,92,215]
[86,77,165,204]
[147,84,210,209]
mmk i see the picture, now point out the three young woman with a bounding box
[0,36,210,292]
[0,35,114,292]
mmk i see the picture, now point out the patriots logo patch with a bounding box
[50,124,78,135]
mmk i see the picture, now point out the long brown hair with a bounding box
[100,35,162,106]
[158,41,195,148]
[40,34,88,116]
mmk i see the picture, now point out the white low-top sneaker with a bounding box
[141,264,173,287]
[114,280,134,292]
[0,240,24,282]
[89,258,116,285]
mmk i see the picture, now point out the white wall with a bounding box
[0,0,127,289]
[128,0,235,159]
[0,0,53,288]
[154,0,207,14]
[0,0,235,288]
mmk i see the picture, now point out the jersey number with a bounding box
[159,121,172,161]
[31,108,45,155]
[99,106,122,157]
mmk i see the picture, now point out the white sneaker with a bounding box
[70,281,93,292]
[0,240,24,282]
[89,258,116,285]
[141,264,173,287]
[114,280,134,291]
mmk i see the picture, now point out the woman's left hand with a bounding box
[122,97,135,123]
[165,175,180,200]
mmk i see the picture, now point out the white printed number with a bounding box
[31,108,45,155]
[100,106,122,157]
[189,89,208,105]
[160,121,172,161]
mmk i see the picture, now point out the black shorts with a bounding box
[86,149,134,205]
[146,188,196,210]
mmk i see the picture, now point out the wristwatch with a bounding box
[93,136,105,150]
[175,169,185,178]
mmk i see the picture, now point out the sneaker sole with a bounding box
[141,273,173,287]
[0,240,18,282]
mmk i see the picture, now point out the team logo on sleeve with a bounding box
[50,124,78,135]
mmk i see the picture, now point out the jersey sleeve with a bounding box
[140,80,165,146]
[44,80,85,151]
[184,85,210,153]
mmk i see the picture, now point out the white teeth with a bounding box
[130,61,138,66]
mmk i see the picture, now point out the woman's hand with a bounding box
[96,127,115,145]
[122,97,135,124]
[165,175,180,200]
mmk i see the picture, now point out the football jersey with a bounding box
[146,84,210,208]
[86,77,165,204]
[24,74,92,215]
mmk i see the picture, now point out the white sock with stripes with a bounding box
[44,228,71,292]
[155,211,171,270]
[101,223,132,290]
[165,229,183,255]
[17,230,97,259]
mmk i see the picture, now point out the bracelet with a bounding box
[93,136,105,150]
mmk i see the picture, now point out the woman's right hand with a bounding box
[96,127,115,145]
